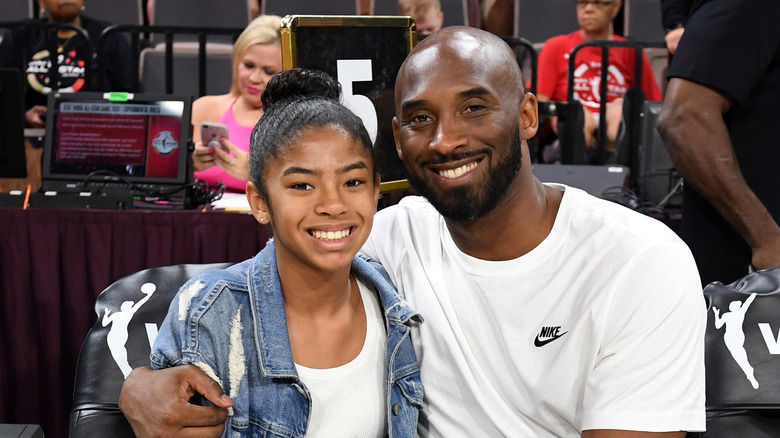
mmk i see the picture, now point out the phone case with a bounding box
[201,121,229,148]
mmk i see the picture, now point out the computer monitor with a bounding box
[41,91,193,195]
[0,69,28,178]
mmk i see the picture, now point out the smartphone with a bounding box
[200,121,229,150]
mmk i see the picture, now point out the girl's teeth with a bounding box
[312,228,351,240]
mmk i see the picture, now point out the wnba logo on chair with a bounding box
[102,282,160,378]
[710,291,780,391]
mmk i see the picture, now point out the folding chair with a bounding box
[82,0,143,26]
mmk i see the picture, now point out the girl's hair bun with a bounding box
[261,68,341,110]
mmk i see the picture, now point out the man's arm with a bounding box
[583,431,685,438]
[119,365,233,438]
[657,78,780,271]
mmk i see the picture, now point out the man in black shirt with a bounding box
[657,0,780,285]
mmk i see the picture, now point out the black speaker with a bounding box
[532,164,629,199]
[636,101,681,208]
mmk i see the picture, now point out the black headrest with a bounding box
[703,268,780,410]
[70,263,232,437]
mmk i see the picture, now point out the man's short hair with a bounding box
[399,0,442,18]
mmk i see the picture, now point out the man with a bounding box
[120,27,705,437]
[0,0,132,128]
[536,0,662,160]
[657,0,780,286]
[399,0,444,36]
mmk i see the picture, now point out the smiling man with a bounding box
[119,27,705,438]
[360,27,705,437]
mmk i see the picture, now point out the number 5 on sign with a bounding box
[337,59,378,144]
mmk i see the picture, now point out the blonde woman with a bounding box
[191,15,283,193]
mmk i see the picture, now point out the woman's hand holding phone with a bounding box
[193,121,229,172]
[213,138,250,181]
[200,121,229,153]
[194,121,249,180]
[192,141,217,172]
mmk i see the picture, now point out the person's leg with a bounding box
[358,0,371,15]
[582,107,595,148]
[248,0,260,19]
[484,0,514,36]
[605,97,624,152]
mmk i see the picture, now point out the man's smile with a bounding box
[423,151,491,182]
[437,160,479,179]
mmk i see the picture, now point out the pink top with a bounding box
[194,99,256,193]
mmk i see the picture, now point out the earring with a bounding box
[260,217,267,223]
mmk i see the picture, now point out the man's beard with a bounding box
[406,129,523,224]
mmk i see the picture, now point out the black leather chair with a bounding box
[689,268,780,437]
[69,262,232,438]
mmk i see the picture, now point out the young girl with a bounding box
[152,69,423,437]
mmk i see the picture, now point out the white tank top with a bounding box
[294,279,387,437]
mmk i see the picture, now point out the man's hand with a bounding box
[665,27,685,55]
[119,365,233,438]
[752,237,780,272]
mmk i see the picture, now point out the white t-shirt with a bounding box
[361,185,706,437]
[295,280,387,438]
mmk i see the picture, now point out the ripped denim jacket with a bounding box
[151,241,424,437]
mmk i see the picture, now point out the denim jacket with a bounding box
[152,241,424,438]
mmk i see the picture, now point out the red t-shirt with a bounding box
[535,31,662,113]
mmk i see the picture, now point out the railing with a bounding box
[1,21,246,98]
[97,24,245,96]
[566,40,666,169]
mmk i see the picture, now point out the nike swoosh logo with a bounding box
[534,331,568,347]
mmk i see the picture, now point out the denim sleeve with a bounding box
[150,278,208,369]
